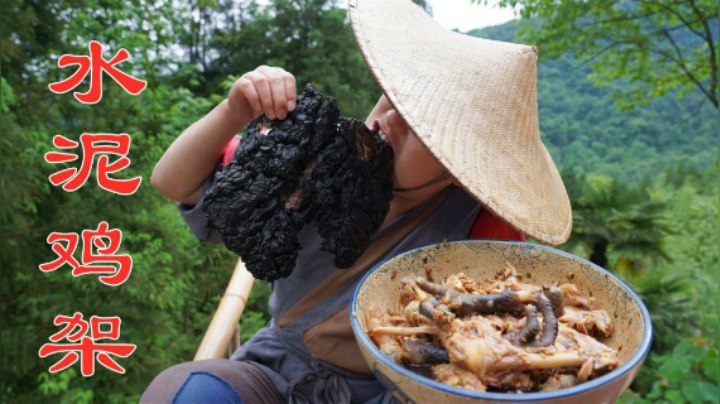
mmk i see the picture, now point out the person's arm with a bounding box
[150,66,297,206]
[150,99,249,205]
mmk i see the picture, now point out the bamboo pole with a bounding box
[228,324,241,356]
[194,259,255,360]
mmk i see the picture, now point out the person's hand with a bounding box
[228,65,297,122]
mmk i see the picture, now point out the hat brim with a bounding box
[348,0,572,245]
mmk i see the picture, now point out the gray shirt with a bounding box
[179,175,481,403]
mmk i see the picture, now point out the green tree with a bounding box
[562,171,672,270]
[474,0,718,109]
[619,163,718,400]
[204,0,380,119]
[470,22,718,183]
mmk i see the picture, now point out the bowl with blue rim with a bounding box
[350,240,652,404]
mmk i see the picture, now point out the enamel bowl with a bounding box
[350,240,652,404]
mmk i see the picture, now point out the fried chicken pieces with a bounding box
[367,264,620,393]
[202,84,393,281]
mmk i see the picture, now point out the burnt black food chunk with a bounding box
[202,84,393,281]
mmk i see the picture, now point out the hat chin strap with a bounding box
[392,172,452,193]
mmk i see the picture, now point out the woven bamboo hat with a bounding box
[348,0,572,245]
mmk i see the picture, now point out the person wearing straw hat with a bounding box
[142,0,571,402]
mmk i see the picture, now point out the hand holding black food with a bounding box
[203,84,393,281]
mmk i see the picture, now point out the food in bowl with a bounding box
[351,240,652,404]
[365,263,621,393]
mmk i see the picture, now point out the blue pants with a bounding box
[141,359,283,404]
[173,372,243,403]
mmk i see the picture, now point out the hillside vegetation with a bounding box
[470,22,718,182]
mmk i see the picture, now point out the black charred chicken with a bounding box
[202,84,394,281]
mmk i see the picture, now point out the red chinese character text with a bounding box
[40,222,133,286]
[39,313,136,376]
[45,133,142,195]
[48,40,147,104]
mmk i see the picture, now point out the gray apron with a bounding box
[180,177,480,403]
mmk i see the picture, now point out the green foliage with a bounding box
[615,165,717,397]
[0,77,16,112]
[553,161,718,399]
[38,369,94,404]
[633,275,697,353]
[620,342,719,404]
[560,171,672,269]
[473,0,718,109]
[203,0,380,119]
[471,22,718,183]
[551,167,717,400]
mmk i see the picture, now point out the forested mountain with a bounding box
[469,22,718,182]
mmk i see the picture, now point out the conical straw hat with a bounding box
[348,0,572,245]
